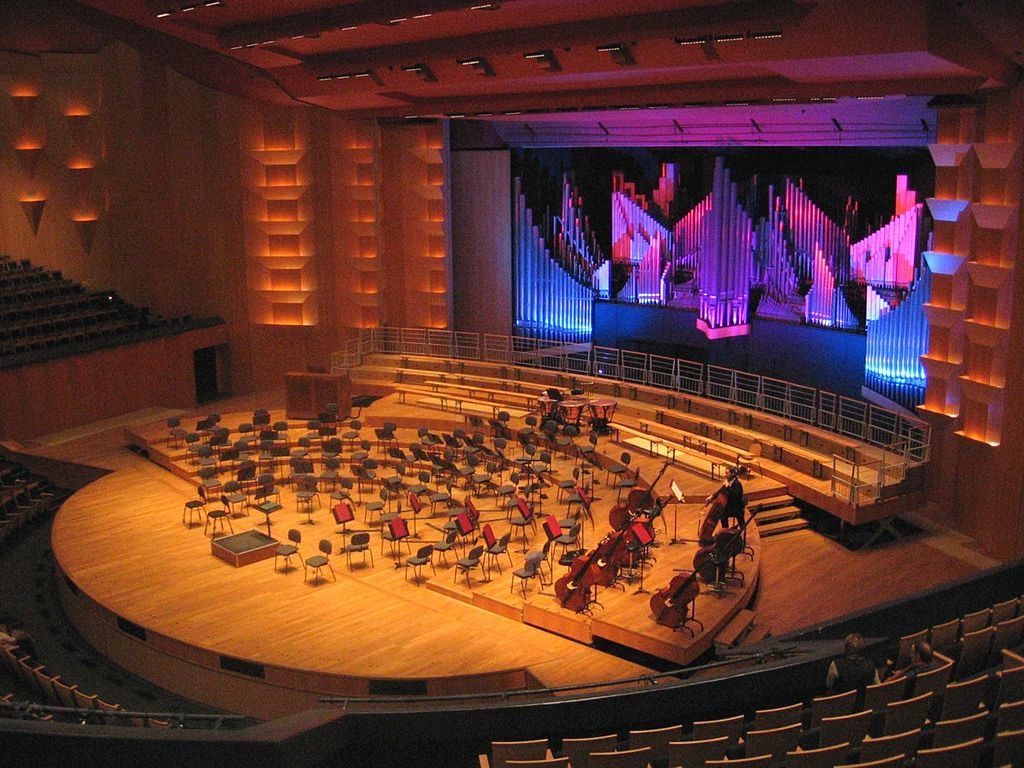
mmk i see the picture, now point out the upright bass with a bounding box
[609,460,671,531]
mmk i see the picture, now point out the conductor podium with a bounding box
[285,371,352,420]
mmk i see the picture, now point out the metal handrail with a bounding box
[331,327,930,464]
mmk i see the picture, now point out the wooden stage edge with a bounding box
[51,401,768,721]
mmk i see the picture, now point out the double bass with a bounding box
[610,460,671,531]
[697,468,743,544]
[649,569,701,629]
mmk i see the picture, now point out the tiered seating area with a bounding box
[0,457,65,544]
[0,254,193,365]
[477,597,1024,768]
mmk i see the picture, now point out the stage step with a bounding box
[743,622,772,646]
[751,494,796,513]
[756,504,802,525]
[758,517,810,537]
[715,608,757,653]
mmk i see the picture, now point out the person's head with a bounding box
[844,633,865,656]
[912,640,933,663]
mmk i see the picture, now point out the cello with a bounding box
[554,541,605,612]
[649,569,701,629]
[693,506,758,584]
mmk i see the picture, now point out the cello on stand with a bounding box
[649,568,703,633]
[693,506,758,595]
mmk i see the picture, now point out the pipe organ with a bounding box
[611,173,674,304]
[696,158,754,338]
[865,266,930,406]
[512,177,598,342]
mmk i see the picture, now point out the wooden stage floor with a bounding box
[37,392,992,721]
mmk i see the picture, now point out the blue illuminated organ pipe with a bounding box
[512,176,599,341]
[865,265,930,391]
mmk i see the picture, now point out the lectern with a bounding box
[285,371,352,420]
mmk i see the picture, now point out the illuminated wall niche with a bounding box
[7,79,48,234]
[244,112,317,326]
[334,120,381,330]
[924,92,1022,445]
[394,122,450,329]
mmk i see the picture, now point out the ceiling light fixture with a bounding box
[402,64,437,82]
[458,57,495,76]
[523,50,560,71]
[596,43,635,66]
[747,30,783,40]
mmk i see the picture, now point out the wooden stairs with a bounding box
[751,494,809,537]
[714,609,771,654]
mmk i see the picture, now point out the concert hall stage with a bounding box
[50,395,781,721]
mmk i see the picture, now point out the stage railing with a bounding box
[331,327,930,465]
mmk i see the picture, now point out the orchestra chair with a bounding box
[274,529,302,573]
[329,477,354,508]
[626,723,682,767]
[405,544,435,584]
[484,531,512,577]
[613,453,638,501]
[605,451,631,487]
[928,618,960,657]
[319,456,341,490]
[295,475,321,522]
[381,516,411,558]
[783,741,851,768]
[559,734,620,768]
[304,539,336,584]
[482,738,550,768]
[166,416,187,448]
[510,497,537,552]
[817,710,872,749]
[586,746,651,768]
[204,497,233,538]
[510,551,545,597]
[182,487,207,528]
[996,699,1024,733]
[432,530,458,568]
[938,674,989,721]
[742,722,801,767]
[454,545,485,587]
[752,701,804,731]
[955,626,995,679]
[690,714,745,751]
[912,735,984,768]
[806,688,858,730]
[929,710,988,749]
[345,531,373,569]
[881,691,932,736]
[220,481,248,517]
[858,728,921,763]
[992,727,1024,768]
[332,502,355,538]
[666,736,728,768]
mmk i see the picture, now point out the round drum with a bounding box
[558,399,587,425]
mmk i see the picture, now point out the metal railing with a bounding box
[332,327,930,465]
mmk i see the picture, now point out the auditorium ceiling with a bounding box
[5,0,1024,120]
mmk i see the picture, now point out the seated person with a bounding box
[826,633,880,696]
[886,640,939,694]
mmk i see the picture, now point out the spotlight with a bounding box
[458,57,495,76]
[524,50,560,71]
[401,64,437,82]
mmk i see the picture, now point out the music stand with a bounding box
[669,480,685,544]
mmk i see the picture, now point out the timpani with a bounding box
[557,399,588,426]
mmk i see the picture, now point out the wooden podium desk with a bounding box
[285,372,352,420]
